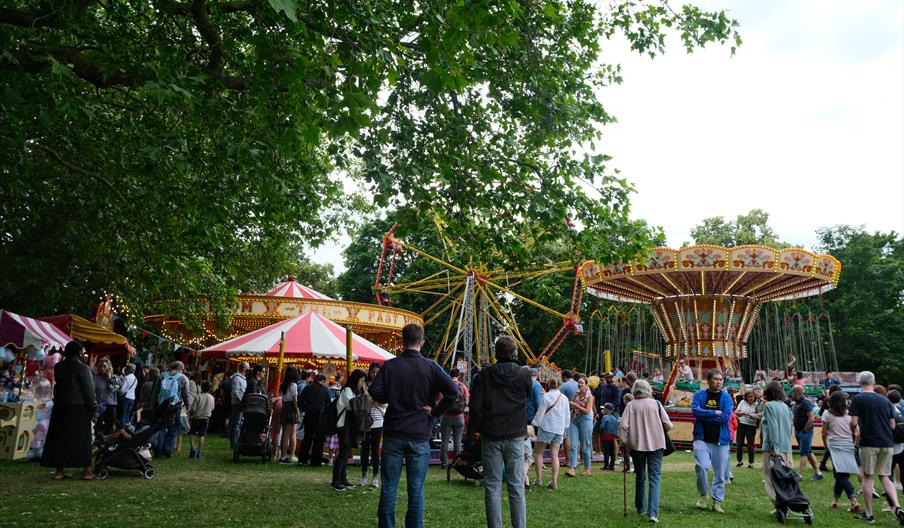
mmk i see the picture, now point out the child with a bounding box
[188,381,215,460]
[599,403,619,470]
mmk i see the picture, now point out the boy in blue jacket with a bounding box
[691,368,734,513]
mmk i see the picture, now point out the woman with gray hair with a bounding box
[619,379,673,523]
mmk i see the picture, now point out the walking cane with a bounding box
[623,458,628,517]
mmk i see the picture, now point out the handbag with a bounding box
[659,401,676,456]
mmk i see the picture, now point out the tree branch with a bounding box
[0,7,59,28]
[29,143,128,203]
[188,0,250,90]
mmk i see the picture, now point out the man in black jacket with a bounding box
[469,336,532,528]
[297,374,330,466]
[369,323,457,528]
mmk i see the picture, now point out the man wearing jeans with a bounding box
[469,336,533,528]
[691,368,734,513]
[368,324,457,528]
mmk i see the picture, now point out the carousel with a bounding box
[145,276,423,353]
[581,245,842,446]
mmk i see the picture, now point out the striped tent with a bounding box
[0,309,72,351]
[266,276,332,300]
[200,311,394,364]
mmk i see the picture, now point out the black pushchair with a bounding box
[770,455,813,524]
[447,436,483,482]
[93,399,180,480]
[233,392,272,463]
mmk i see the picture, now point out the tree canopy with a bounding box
[815,226,904,383]
[688,208,788,248]
[1,1,740,324]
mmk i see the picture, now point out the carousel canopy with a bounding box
[266,276,332,300]
[0,309,72,351]
[39,314,135,356]
[200,311,394,364]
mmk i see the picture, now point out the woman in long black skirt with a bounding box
[41,341,97,480]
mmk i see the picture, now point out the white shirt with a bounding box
[336,387,354,428]
[121,373,138,400]
[531,389,571,436]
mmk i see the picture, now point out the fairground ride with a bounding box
[373,225,584,377]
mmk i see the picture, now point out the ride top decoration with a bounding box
[145,276,422,353]
[374,224,583,378]
[581,245,841,400]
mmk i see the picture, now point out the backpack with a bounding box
[347,393,374,439]
[447,382,466,415]
[157,372,182,405]
[320,396,342,436]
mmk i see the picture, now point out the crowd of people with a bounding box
[28,327,904,527]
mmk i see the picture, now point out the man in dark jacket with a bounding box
[469,336,532,528]
[369,323,457,528]
[297,374,330,466]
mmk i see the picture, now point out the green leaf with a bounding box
[267,0,297,22]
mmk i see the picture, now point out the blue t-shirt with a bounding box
[822,378,840,389]
[526,380,543,422]
[560,380,578,401]
[850,392,896,448]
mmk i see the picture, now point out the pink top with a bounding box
[619,397,673,452]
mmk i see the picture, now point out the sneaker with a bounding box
[289,456,298,464]
[330,482,346,492]
[188,448,196,459]
[524,481,531,491]
[811,473,824,481]
[360,476,368,487]
[371,476,379,488]
[696,496,709,510]
[830,502,839,509]
[341,480,355,489]
[279,457,293,465]
[196,452,203,461]
[736,462,744,468]
[547,480,558,491]
[895,506,904,525]
[897,483,904,492]
[628,468,635,473]
[565,468,576,477]
[649,517,659,524]
[533,479,542,487]
[855,513,876,523]
[581,469,592,477]
[748,464,754,469]
[712,501,725,514]
[849,504,861,513]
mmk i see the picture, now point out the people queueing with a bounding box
[468,335,532,528]
[228,361,249,450]
[278,366,301,464]
[620,379,673,523]
[692,368,734,513]
[531,377,570,489]
[734,389,760,468]
[761,381,793,507]
[439,367,470,469]
[151,361,190,457]
[188,381,214,460]
[368,323,458,528]
[297,374,330,467]
[361,363,387,488]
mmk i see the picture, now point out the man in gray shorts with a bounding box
[850,371,904,524]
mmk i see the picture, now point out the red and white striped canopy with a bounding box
[0,309,73,351]
[266,276,332,300]
[200,311,394,364]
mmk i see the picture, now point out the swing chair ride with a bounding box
[581,245,842,402]
[373,224,584,378]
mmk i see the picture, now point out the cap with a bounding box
[529,368,540,377]
[603,403,615,410]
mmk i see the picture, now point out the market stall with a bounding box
[39,313,135,365]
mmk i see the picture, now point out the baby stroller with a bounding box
[93,399,180,480]
[447,436,483,482]
[233,392,272,463]
[770,455,813,524]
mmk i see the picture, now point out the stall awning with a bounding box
[0,309,72,350]
[40,314,134,355]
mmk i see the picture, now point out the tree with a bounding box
[1,1,740,325]
[688,209,788,247]
[815,226,904,383]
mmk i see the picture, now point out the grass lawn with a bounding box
[1,437,900,527]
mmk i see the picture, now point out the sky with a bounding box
[312,0,904,272]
